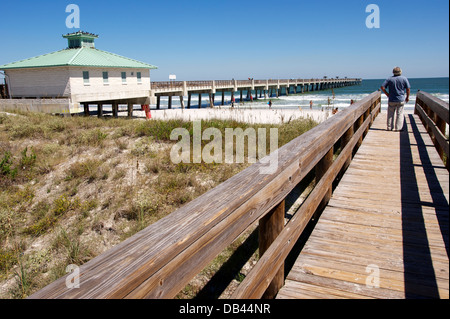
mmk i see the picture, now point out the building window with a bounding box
[121,72,127,84]
[103,72,109,84]
[83,71,90,85]
[137,72,142,84]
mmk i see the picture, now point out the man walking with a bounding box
[381,67,411,131]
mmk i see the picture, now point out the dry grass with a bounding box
[0,111,317,299]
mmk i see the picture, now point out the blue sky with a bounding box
[0,0,448,80]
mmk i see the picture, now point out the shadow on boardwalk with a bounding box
[400,114,449,299]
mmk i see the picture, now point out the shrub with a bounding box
[0,248,18,274]
[52,194,80,217]
[0,152,17,179]
[23,215,58,237]
[54,228,92,265]
[65,159,102,182]
[19,147,37,169]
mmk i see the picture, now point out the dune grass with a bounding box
[0,111,317,298]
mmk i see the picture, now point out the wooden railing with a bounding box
[415,91,449,170]
[29,91,380,299]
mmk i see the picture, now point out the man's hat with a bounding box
[393,67,402,76]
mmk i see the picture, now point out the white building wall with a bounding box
[5,67,71,98]
[5,67,152,104]
[68,67,151,103]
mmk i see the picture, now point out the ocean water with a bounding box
[155,77,449,112]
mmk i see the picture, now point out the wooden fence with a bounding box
[415,91,449,170]
[29,91,381,299]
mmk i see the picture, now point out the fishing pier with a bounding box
[150,78,361,109]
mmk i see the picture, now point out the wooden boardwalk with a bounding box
[277,112,449,299]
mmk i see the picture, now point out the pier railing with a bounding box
[415,91,449,170]
[29,91,380,299]
[151,81,184,90]
[150,78,361,93]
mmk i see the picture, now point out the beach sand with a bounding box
[130,107,335,124]
[128,106,415,124]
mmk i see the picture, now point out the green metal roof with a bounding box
[0,47,158,70]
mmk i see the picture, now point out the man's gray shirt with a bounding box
[382,76,411,103]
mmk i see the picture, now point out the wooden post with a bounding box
[363,108,371,137]
[168,96,172,109]
[342,125,354,171]
[112,102,118,118]
[97,103,103,118]
[179,96,185,109]
[414,94,420,115]
[157,96,161,110]
[435,115,446,160]
[314,147,333,220]
[127,103,133,118]
[259,200,285,299]
[198,93,202,108]
[221,91,225,106]
[355,114,364,152]
[83,103,90,117]
[209,93,214,108]
[187,93,191,109]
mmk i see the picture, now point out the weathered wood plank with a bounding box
[278,112,449,299]
[277,280,374,299]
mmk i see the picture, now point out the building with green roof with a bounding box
[0,31,157,114]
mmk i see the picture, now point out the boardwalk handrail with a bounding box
[415,91,449,170]
[29,91,380,299]
[232,92,381,298]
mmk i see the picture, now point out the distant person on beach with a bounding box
[350,99,354,105]
[268,100,272,109]
[381,67,411,131]
[310,100,313,109]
